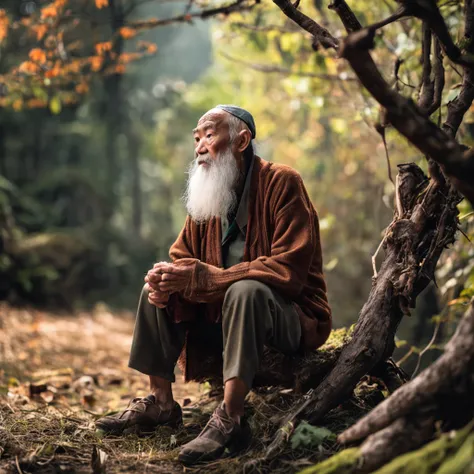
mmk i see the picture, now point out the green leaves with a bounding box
[291,422,336,450]
[49,96,62,115]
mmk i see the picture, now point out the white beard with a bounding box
[184,147,240,223]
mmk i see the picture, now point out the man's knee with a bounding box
[224,280,272,307]
[138,284,150,306]
[137,284,160,319]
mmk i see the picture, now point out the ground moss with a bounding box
[372,421,474,474]
[298,447,361,474]
[317,327,354,353]
[435,432,474,474]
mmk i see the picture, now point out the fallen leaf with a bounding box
[91,446,108,474]
[72,375,95,392]
[40,390,55,403]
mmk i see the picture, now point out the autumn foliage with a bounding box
[0,0,156,112]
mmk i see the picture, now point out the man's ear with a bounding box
[236,129,252,152]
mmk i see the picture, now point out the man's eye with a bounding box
[194,137,199,143]
[206,133,213,139]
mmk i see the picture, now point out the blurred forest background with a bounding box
[0,0,473,375]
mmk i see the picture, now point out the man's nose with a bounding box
[196,140,208,155]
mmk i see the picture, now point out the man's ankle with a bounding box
[150,392,174,411]
[223,404,242,424]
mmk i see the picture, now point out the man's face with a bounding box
[193,110,232,167]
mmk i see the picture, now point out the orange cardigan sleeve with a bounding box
[169,216,196,261]
[176,173,317,303]
[166,216,200,320]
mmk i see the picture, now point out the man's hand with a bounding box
[143,282,169,308]
[144,264,170,309]
[145,283,169,308]
[148,262,194,294]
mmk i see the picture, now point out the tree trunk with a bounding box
[332,298,474,471]
[128,128,142,239]
[103,0,124,219]
[255,162,461,464]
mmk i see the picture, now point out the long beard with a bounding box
[184,147,240,223]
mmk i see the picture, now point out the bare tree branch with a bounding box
[272,0,339,49]
[418,22,434,113]
[128,0,258,29]
[328,0,363,32]
[365,6,408,32]
[443,0,474,137]
[231,21,300,33]
[428,37,445,115]
[339,298,474,444]
[339,28,474,204]
[220,51,357,80]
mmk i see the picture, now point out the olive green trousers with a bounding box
[128,280,301,389]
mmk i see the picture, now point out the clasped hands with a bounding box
[144,261,193,308]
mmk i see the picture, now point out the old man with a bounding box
[96,105,332,464]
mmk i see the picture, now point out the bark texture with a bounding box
[254,163,460,464]
[339,298,474,445]
[265,0,474,470]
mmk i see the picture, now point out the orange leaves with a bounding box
[1,0,158,112]
[64,59,83,74]
[0,9,9,43]
[95,41,113,55]
[19,61,39,75]
[29,48,47,64]
[32,24,48,41]
[95,0,109,9]
[137,41,157,55]
[117,52,140,64]
[45,61,61,78]
[41,5,58,19]
[146,43,157,54]
[114,64,126,74]
[40,0,67,20]
[75,82,89,94]
[92,42,113,72]
[90,56,104,72]
[12,99,23,111]
[27,98,48,108]
[119,27,136,39]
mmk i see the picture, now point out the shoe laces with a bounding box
[120,396,154,417]
[204,407,234,437]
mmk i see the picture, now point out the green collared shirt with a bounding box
[221,156,254,268]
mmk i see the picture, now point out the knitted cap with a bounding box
[215,104,256,139]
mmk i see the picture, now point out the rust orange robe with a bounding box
[166,155,332,381]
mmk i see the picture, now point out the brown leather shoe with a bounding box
[95,395,182,436]
[178,402,250,465]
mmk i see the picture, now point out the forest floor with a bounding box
[0,304,376,474]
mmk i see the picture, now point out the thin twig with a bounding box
[460,211,474,220]
[459,227,472,243]
[220,51,357,80]
[15,456,24,474]
[411,318,441,378]
[396,346,416,366]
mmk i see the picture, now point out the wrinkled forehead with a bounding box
[193,109,230,134]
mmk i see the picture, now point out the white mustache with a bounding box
[197,155,212,165]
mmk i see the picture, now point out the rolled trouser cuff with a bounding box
[127,360,176,382]
[223,368,253,392]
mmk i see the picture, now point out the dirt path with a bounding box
[0,303,203,473]
[0,304,372,474]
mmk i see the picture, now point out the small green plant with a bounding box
[291,422,336,450]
